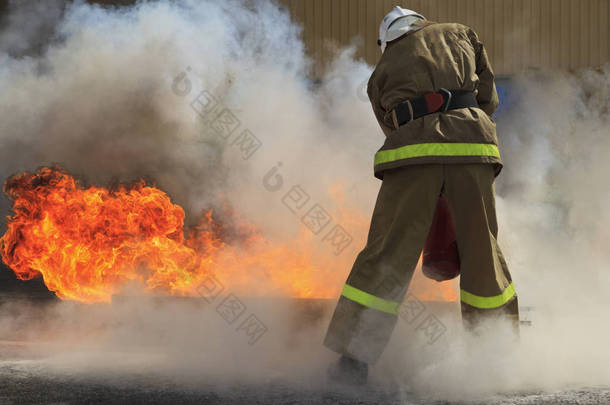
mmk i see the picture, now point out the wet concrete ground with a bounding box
[0,295,608,404]
[1,355,609,405]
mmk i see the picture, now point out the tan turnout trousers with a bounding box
[324,163,518,364]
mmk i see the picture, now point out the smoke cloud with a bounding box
[0,0,609,402]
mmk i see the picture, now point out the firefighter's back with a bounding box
[367,22,501,178]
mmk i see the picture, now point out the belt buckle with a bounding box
[438,88,452,112]
[405,100,414,122]
[391,100,414,130]
[391,109,400,129]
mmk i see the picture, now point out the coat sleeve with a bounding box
[367,74,394,136]
[467,28,499,117]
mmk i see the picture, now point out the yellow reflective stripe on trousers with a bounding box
[341,284,400,315]
[374,143,500,166]
[460,283,516,309]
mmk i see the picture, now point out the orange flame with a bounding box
[0,167,456,303]
[0,167,229,302]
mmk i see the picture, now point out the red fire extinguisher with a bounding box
[422,194,460,282]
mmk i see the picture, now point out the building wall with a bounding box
[5,0,606,74]
[279,0,610,75]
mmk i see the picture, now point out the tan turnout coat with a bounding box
[367,22,502,179]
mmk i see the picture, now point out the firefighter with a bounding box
[325,6,519,384]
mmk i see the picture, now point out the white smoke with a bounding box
[0,0,609,402]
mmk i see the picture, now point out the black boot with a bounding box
[327,355,368,386]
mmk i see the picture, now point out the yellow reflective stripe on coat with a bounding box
[341,284,400,315]
[374,143,500,166]
[460,283,516,309]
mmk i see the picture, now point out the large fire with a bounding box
[0,167,457,303]
[0,167,222,302]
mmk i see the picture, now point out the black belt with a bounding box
[390,89,479,129]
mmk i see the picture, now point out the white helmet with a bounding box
[378,6,426,53]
